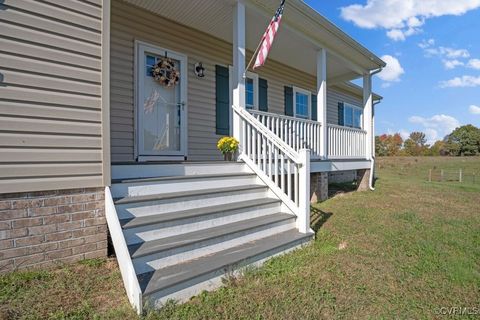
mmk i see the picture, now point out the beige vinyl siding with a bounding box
[0,0,104,193]
[326,87,363,125]
[110,0,231,162]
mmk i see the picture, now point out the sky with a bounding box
[304,0,480,144]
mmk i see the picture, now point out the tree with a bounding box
[445,125,480,156]
[426,140,448,156]
[403,131,428,156]
[409,132,427,147]
[376,133,403,156]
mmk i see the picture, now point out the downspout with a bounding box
[368,67,383,191]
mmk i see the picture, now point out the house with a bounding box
[0,0,385,313]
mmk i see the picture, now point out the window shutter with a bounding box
[215,65,230,135]
[311,94,317,121]
[284,86,293,116]
[259,78,268,112]
[338,102,344,126]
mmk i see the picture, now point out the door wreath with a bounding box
[152,56,180,87]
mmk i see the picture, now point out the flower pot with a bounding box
[223,152,234,161]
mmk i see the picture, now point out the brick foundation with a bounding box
[310,172,328,203]
[0,188,106,273]
[356,169,371,191]
[329,170,357,183]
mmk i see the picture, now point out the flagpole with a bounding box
[243,0,286,78]
[243,36,264,78]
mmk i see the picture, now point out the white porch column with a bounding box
[363,73,373,160]
[232,0,246,144]
[316,48,327,159]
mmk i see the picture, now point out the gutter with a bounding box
[368,68,383,191]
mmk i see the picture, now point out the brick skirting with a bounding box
[0,188,106,273]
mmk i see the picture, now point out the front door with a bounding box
[136,42,187,160]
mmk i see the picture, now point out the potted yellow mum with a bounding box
[217,136,239,161]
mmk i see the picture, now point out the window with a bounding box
[293,86,311,119]
[245,77,254,109]
[146,55,156,76]
[342,103,363,129]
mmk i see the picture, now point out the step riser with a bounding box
[112,163,250,180]
[133,219,296,274]
[143,235,312,307]
[111,176,259,198]
[123,203,281,245]
[116,188,269,220]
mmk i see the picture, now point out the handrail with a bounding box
[248,109,322,158]
[233,105,310,234]
[233,105,301,164]
[327,123,367,133]
[249,109,319,125]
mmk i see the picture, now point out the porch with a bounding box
[109,0,384,165]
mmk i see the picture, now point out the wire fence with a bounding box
[428,169,479,184]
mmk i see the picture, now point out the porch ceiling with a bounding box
[122,0,379,81]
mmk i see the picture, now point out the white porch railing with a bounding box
[233,105,310,234]
[327,124,367,159]
[249,110,321,159]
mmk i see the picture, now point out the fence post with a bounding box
[459,169,463,183]
[428,169,432,182]
[298,149,311,234]
[441,169,444,182]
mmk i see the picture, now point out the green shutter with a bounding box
[284,86,293,116]
[215,65,230,135]
[338,102,344,126]
[259,78,268,112]
[311,94,317,121]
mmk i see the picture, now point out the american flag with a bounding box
[253,0,285,69]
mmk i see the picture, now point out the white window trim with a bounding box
[342,102,363,129]
[245,71,259,110]
[228,67,259,110]
[293,86,311,119]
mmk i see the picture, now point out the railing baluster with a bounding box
[294,164,299,206]
[287,159,292,200]
[274,146,279,187]
[268,141,272,179]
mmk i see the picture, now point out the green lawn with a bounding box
[2,157,479,319]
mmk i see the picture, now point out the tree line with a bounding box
[376,124,480,156]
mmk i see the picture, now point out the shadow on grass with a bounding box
[310,207,332,233]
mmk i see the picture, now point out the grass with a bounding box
[1,157,479,319]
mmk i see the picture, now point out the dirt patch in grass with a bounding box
[1,157,479,319]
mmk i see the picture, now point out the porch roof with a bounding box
[122,0,385,82]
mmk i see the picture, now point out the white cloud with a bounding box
[419,39,470,58]
[399,129,410,140]
[469,105,480,114]
[409,114,460,143]
[377,55,405,84]
[439,75,480,88]
[418,38,435,49]
[340,0,480,41]
[443,59,464,69]
[467,59,480,69]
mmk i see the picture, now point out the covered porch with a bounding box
[110,0,384,164]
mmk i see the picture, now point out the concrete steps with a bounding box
[109,162,313,309]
